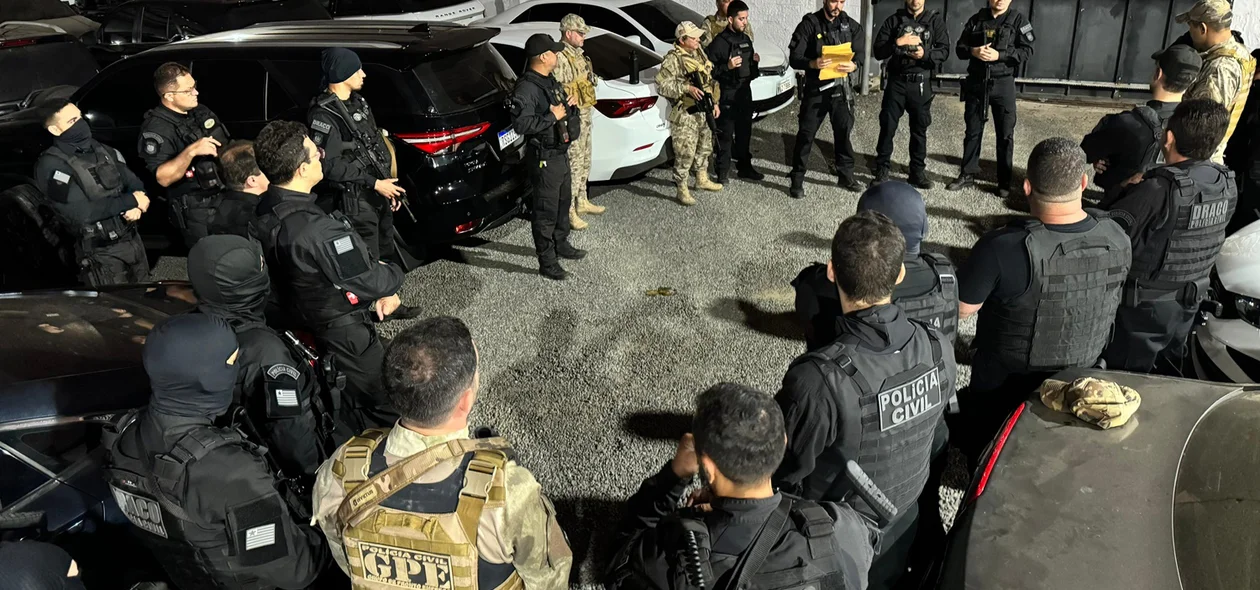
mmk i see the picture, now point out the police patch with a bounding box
[245,523,276,550]
[1189,200,1230,230]
[877,368,942,432]
[53,170,71,184]
[1020,22,1035,43]
[266,364,301,380]
[352,112,363,122]
[204,118,216,129]
[110,485,168,538]
[354,540,454,590]
[311,119,332,134]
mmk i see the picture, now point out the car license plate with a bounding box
[778,79,792,94]
[498,127,520,150]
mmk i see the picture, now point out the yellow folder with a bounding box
[819,42,855,80]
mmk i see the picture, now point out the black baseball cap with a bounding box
[525,33,565,57]
[857,181,928,256]
[1151,44,1203,82]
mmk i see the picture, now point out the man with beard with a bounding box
[706,0,766,183]
[36,99,151,286]
[102,314,325,589]
[187,234,337,479]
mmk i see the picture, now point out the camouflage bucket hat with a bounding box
[1040,377,1142,430]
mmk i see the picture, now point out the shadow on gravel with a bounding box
[777,230,830,249]
[457,237,537,259]
[709,297,803,342]
[622,411,692,441]
[922,241,974,267]
[615,175,678,202]
[552,497,624,585]
[438,245,537,276]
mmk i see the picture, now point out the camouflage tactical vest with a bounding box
[668,47,717,115]
[701,14,753,47]
[331,429,523,590]
[1205,42,1256,155]
[562,47,597,109]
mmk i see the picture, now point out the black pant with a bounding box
[1103,286,1198,375]
[961,75,1017,186]
[715,84,754,178]
[875,75,934,176]
[868,502,919,590]
[313,313,398,434]
[951,351,1053,467]
[529,151,573,266]
[77,227,150,287]
[344,189,396,263]
[792,87,855,180]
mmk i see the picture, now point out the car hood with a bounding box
[1216,219,1260,298]
[756,44,786,69]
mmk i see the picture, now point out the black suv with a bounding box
[0,21,527,284]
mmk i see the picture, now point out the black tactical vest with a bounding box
[267,201,369,325]
[801,12,857,92]
[103,411,269,590]
[975,214,1131,373]
[896,253,958,343]
[793,322,947,519]
[309,91,392,182]
[41,142,131,240]
[889,12,934,73]
[515,73,580,154]
[1132,105,1167,174]
[143,105,230,198]
[1129,163,1237,289]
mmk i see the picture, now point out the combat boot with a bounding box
[569,203,588,230]
[577,195,606,215]
[677,182,697,206]
[695,170,723,192]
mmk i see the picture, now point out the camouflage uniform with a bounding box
[553,14,604,230]
[312,426,573,588]
[1187,38,1256,163]
[701,13,753,48]
[656,22,723,205]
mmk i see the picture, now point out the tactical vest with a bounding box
[702,14,753,47]
[799,12,856,92]
[1132,105,1167,173]
[896,253,958,343]
[965,10,1029,79]
[515,74,580,153]
[1129,163,1237,288]
[41,142,131,240]
[667,47,717,115]
[1205,42,1256,153]
[975,215,1131,373]
[889,12,934,73]
[792,323,947,519]
[102,411,269,590]
[310,92,392,182]
[144,105,230,197]
[329,429,523,590]
[561,48,597,109]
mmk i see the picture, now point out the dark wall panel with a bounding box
[1117,0,1174,84]
[1024,0,1076,80]
[1070,0,1126,83]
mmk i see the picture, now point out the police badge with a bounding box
[204,118,215,129]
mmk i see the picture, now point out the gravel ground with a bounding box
[153,92,1113,586]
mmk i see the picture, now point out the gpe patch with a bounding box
[356,541,454,589]
[877,368,942,432]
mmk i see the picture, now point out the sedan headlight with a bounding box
[1235,295,1260,328]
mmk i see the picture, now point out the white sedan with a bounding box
[492,23,671,182]
[482,0,796,120]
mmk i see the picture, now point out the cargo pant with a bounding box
[570,106,594,202]
[671,110,713,184]
[78,227,150,287]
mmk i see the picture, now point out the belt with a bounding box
[892,72,929,81]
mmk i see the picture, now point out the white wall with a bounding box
[1237,1,1260,49]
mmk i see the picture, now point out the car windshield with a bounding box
[0,0,77,22]
[0,292,169,384]
[409,43,515,114]
[621,0,705,44]
[584,33,661,80]
[1173,390,1260,590]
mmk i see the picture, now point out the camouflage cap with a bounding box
[675,21,704,41]
[1040,377,1142,430]
[560,13,590,34]
[1175,0,1233,26]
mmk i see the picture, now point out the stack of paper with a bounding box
[819,42,855,80]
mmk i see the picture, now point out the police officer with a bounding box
[656,22,724,206]
[1225,49,1260,232]
[554,15,607,232]
[251,120,406,434]
[188,235,337,478]
[1083,46,1201,203]
[312,317,573,586]
[36,99,151,287]
[793,181,957,352]
[308,48,407,266]
[512,33,589,280]
[946,0,1035,198]
[139,62,231,248]
[871,0,949,189]
[102,314,324,589]
[773,210,955,589]
[1180,0,1256,164]
[1102,100,1236,374]
[607,383,875,590]
[206,140,268,239]
[701,0,753,48]
[787,0,865,197]
[957,138,1131,457]
[705,0,765,183]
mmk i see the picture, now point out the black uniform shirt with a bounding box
[773,303,955,487]
[788,10,865,90]
[511,69,571,157]
[138,105,229,176]
[706,27,758,94]
[955,8,1034,78]
[613,461,874,590]
[959,215,1098,305]
[794,256,941,351]
[34,139,143,226]
[1081,100,1179,192]
[873,8,950,74]
[1102,160,1216,272]
[207,189,259,239]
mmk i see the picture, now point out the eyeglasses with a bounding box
[166,85,198,96]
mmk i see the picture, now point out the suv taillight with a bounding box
[594,97,657,119]
[969,402,1027,502]
[396,122,490,155]
[0,39,38,49]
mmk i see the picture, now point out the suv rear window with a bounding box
[621,0,705,44]
[1173,390,1260,590]
[583,33,662,80]
[408,43,515,114]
